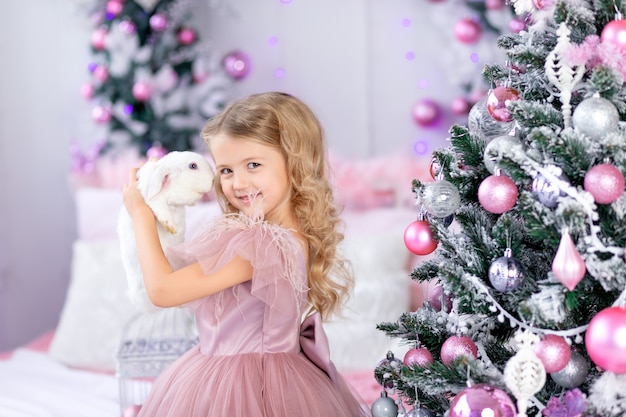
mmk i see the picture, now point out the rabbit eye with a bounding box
[188,162,198,170]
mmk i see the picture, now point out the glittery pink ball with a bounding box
[404,347,434,367]
[440,335,478,366]
[486,86,520,122]
[454,18,482,44]
[601,19,626,52]
[450,384,516,417]
[533,334,571,373]
[583,163,625,204]
[478,175,518,214]
[404,220,438,256]
[585,306,626,373]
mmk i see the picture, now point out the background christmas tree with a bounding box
[374,0,626,416]
[70,0,247,183]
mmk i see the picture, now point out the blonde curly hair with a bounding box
[200,92,353,320]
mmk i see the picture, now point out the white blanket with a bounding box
[0,349,119,417]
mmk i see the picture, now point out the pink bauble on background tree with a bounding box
[223,50,252,80]
[404,347,434,367]
[412,99,441,127]
[106,0,124,16]
[91,27,108,50]
[454,18,482,44]
[146,142,168,159]
[132,81,153,101]
[149,13,168,32]
[177,27,196,46]
[585,306,626,374]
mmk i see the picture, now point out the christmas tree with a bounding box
[72,0,243,166]
[374,0,626,416]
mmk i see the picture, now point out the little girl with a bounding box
[123,92,372,416]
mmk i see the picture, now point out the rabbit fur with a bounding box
[117,151,215,313]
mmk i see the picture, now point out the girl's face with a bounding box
[211,133,294,225]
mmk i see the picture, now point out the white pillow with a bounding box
[49,239,139,371]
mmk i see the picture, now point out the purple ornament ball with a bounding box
[585,306,626,373]
[403,220,438,255]
[583,163,625,204]
[223,51,252,80]
[404,347,434,367]
[450,384,516,417]
[478,174,518,214]
[440,335,478,366]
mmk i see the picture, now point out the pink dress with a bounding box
[137,214,372,417]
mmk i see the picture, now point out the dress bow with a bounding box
[299,311,339,388]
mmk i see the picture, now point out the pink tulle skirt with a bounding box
[137,346,371,417]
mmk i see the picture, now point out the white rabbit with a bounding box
[117,151,215,313]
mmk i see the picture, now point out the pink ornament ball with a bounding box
[585,306,626,373]
[509,18,526,33]
[146,143,168,159]
[132,81,153,101]
[601,19,626,52]
[106,0,124,16]
[149,13,168,32]
[91,28,107,50]
[223,50,252,80]
[91,105,112,124]
[119,20,137,35]
[177,27,197,45]
[478,174,518,214]
[486,86,520,122]
[93,65,109,83]
[440,335,478,366]
[486,0,506,9]
[80,82,95,99]
[428,284,452,313]
[533,334,571,373]
[454,18,482,44]
[583,163,625,204]
[404,220,438,256]
[404,347,434,367]
[412,99,441,127]
[450,384,516,417]
[451,96,471,116]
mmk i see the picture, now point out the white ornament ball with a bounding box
[422,180,461,218]
[572,96,619,140]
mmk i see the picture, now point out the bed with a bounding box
[0,152,430,416]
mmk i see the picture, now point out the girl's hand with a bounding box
[123,167,153,221]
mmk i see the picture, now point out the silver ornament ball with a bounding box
[572,96,619,141]
[371,393,398,417]
[550,351,589,388]
[483,135,522,174]
[406,407,435,417]
[532,173,566,208]
[422,180,461,218]
[468,97,515,140]
[488,249,526,292]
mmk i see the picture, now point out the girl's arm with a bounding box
[123,168,253,308]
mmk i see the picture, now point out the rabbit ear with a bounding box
[146,165,180,199]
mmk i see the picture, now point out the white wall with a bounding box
[0,0,508,350]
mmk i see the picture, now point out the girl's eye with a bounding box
[219,168,232,175]
[248,162,260,169]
